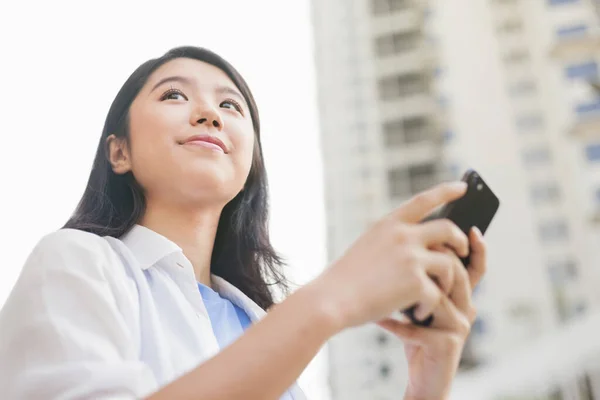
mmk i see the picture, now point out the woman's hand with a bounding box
[377,227,487,400]
[313,181,470,329]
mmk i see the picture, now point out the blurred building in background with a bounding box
[311,0,445,397]
[310,0,600,399]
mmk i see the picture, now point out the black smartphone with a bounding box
[402,169,500,327]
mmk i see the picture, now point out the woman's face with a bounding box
[109,58,255,208]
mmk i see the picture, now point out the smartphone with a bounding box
[402,169,500,327]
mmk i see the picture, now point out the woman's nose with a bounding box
[191,107,224,131]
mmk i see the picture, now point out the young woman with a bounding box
[0,46,487,400]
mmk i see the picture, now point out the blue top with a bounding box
[197,283,295,399]
[197,283,252,348]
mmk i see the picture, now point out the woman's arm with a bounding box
[0,230,159,399]
[0,229,342,400]
[0,182,469,400]
[148,280,342,400]
[148,182,472,400]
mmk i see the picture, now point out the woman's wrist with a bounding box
[404,388,451,400]
[297,277,348,336]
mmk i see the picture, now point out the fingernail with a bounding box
[473,226,482,237]
[452,181,467,190]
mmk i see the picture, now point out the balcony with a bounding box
[370,3,423,37]
[569,98,600,138]
[385,140,443,170]
[550,28,600,60]
[375,46,438,77]
[378,94,436,121]
[570,118,600,139]
[459,338,481,371]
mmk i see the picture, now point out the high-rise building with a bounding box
[310,1,450,398]
[310,0,600,399]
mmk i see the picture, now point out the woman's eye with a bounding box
[220,99,243,114]
[161,89,187,101]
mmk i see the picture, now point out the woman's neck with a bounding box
[139,201,222,287]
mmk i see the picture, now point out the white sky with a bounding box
[0,1,329,397]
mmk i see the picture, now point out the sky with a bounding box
[0,1,329,397]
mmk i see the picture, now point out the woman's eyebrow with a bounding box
[150,76,193,94]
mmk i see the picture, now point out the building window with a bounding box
[472,317,486,335]
[378,73,428,100]
[508,302,538,320]
[383,116,430,147]
[565,61,598,80]
[553,288,585,323]
[548,0,580,5]
[548,389,563,400]
[376,333,389,346]
[516,113,545,131]
[497,19,524,34]
[548,258,578,284]
[375,30,420,58]
[408,163,437,194]
[574,301,587,315]
[388,163,437,198]
[372,0,408,15]
[403,116,430,143]
[503,49,529,64]
[508,80,537,96]
[383,120,404,147]
[379,363,392,379]
[585,143,600,162]
[557,24,588,38]
[522,146,552,166]
[576,99,600,117]
[531,182,561,204]
[539,220,569,242]
[443,130,455,143]
[388,168,408,198]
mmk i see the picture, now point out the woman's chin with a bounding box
[178,183,242,207]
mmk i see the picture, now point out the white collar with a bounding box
[120,224,181,270]
[119,224,268,320]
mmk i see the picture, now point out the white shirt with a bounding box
[0,225,307,399]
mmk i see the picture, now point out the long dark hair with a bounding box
[64,46,287,309]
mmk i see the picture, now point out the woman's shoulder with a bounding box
[36,227,108,248]
[34,228,113,257]
[26,228,126,278]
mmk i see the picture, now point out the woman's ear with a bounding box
[106,134,132,175]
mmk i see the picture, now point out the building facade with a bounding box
[311,0,600,398]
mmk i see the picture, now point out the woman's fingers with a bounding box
[377,317,467,353]
[422,250,455,296]
[421,246,475,326]
[436,247,471,315]
[394,182,467,223]
[434,291,475,331]
[412,272,445,321]
[467,227,487,290]
[418,219,469,257]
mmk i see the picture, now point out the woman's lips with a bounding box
[183,139,225,153]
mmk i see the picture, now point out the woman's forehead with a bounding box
[146,58,236,92]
